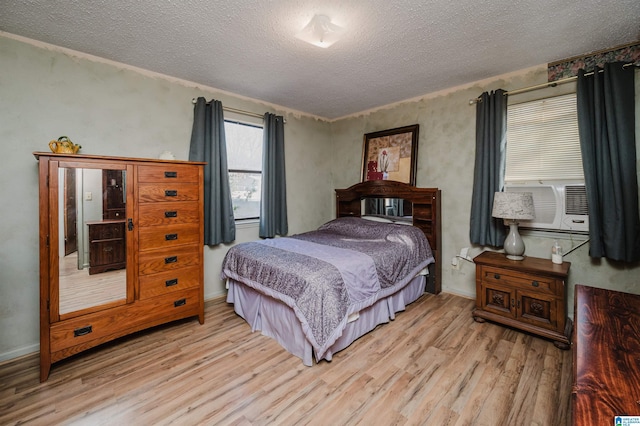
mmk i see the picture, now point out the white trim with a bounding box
[0,343,39,363]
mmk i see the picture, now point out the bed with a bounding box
[222,180,441,366]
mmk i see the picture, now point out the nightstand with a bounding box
[472,251,571,349]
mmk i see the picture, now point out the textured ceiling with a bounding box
[1,1,639,120]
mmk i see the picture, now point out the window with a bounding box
[505,93,588,233]
[225,120,263,220]
[506,93,582,182]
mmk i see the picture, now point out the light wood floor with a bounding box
[0,293,572,425]
[59,252,126,314]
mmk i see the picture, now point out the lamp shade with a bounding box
[492,192,535,220]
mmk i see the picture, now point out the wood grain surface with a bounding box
[573,285,640,425]
[1,293,572,425]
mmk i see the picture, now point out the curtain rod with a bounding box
[469,63,637,104]
[191,98,265,120]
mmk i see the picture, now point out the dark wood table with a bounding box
[573,284,640,425]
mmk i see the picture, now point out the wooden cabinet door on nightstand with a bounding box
[473,251,571,349]
[480,281,515,318]
[516,288,558,331]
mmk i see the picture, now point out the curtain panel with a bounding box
[469,89,508,247]
[259,113,288,238]
[577,63,640,262]
[189,97,236,245]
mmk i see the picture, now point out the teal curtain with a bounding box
[189,97,236,245]
[469,89,507,247]
[577,63,640,262]
[259,113,288,238]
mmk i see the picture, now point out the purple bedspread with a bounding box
[221,217,434,359]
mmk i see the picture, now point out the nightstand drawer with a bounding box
[88,221,125,241]
[482,266,555,294]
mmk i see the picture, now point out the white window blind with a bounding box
[506,93,583,181]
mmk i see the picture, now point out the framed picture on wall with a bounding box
[361,124,419,185]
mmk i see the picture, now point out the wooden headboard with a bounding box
[335,180,442,294]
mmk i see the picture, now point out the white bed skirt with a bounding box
[226,274,426,366]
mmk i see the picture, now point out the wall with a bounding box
[0,33,333,360]
[330,65,640,312]
[1,30,638,362]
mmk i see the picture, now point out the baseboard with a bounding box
[0,343,39,364]
[441,288,475,300]
[0,294,228,364]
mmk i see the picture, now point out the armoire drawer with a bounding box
[50,287,201,354]
[139,265,201,299]
[138,244,201,275]
[137,164,200,183]
[138,183,200,203]
[138,223,201,251]
[138,201,200,226]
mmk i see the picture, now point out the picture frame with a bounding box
[361,124,419,185]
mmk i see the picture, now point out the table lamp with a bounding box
[492,192,535,260]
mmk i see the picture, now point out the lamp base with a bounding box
[506,254,525,261]
[503,220,526,261]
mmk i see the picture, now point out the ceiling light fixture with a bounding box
[296,14,345,48]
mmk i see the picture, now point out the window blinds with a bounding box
[505,93,583,181]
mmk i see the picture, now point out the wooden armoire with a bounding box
[35,152,205,381]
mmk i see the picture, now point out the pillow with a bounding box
[361,215,394,223]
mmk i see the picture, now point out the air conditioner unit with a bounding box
[504,181,589,233]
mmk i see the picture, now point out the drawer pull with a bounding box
[531,280,539,287]
[494,273,501,279]
[164,171,178,178]
[165,256,178,264]
[165,211,178,218]
[511,299,515,307]
[103,246,113,252]
[174,298,186,307]
[165,233,178,241]
[165,190,178,197]
[74,325,93,337]
[166,278,178,287]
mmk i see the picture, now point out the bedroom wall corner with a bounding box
[329,65,640,315]
[0,33,334,361]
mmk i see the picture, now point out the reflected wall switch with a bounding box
[85,192,92,201]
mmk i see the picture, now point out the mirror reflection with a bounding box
[364,198,413,221]
[58,167,127,315]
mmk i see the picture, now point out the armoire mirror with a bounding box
[58,166,128,317]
